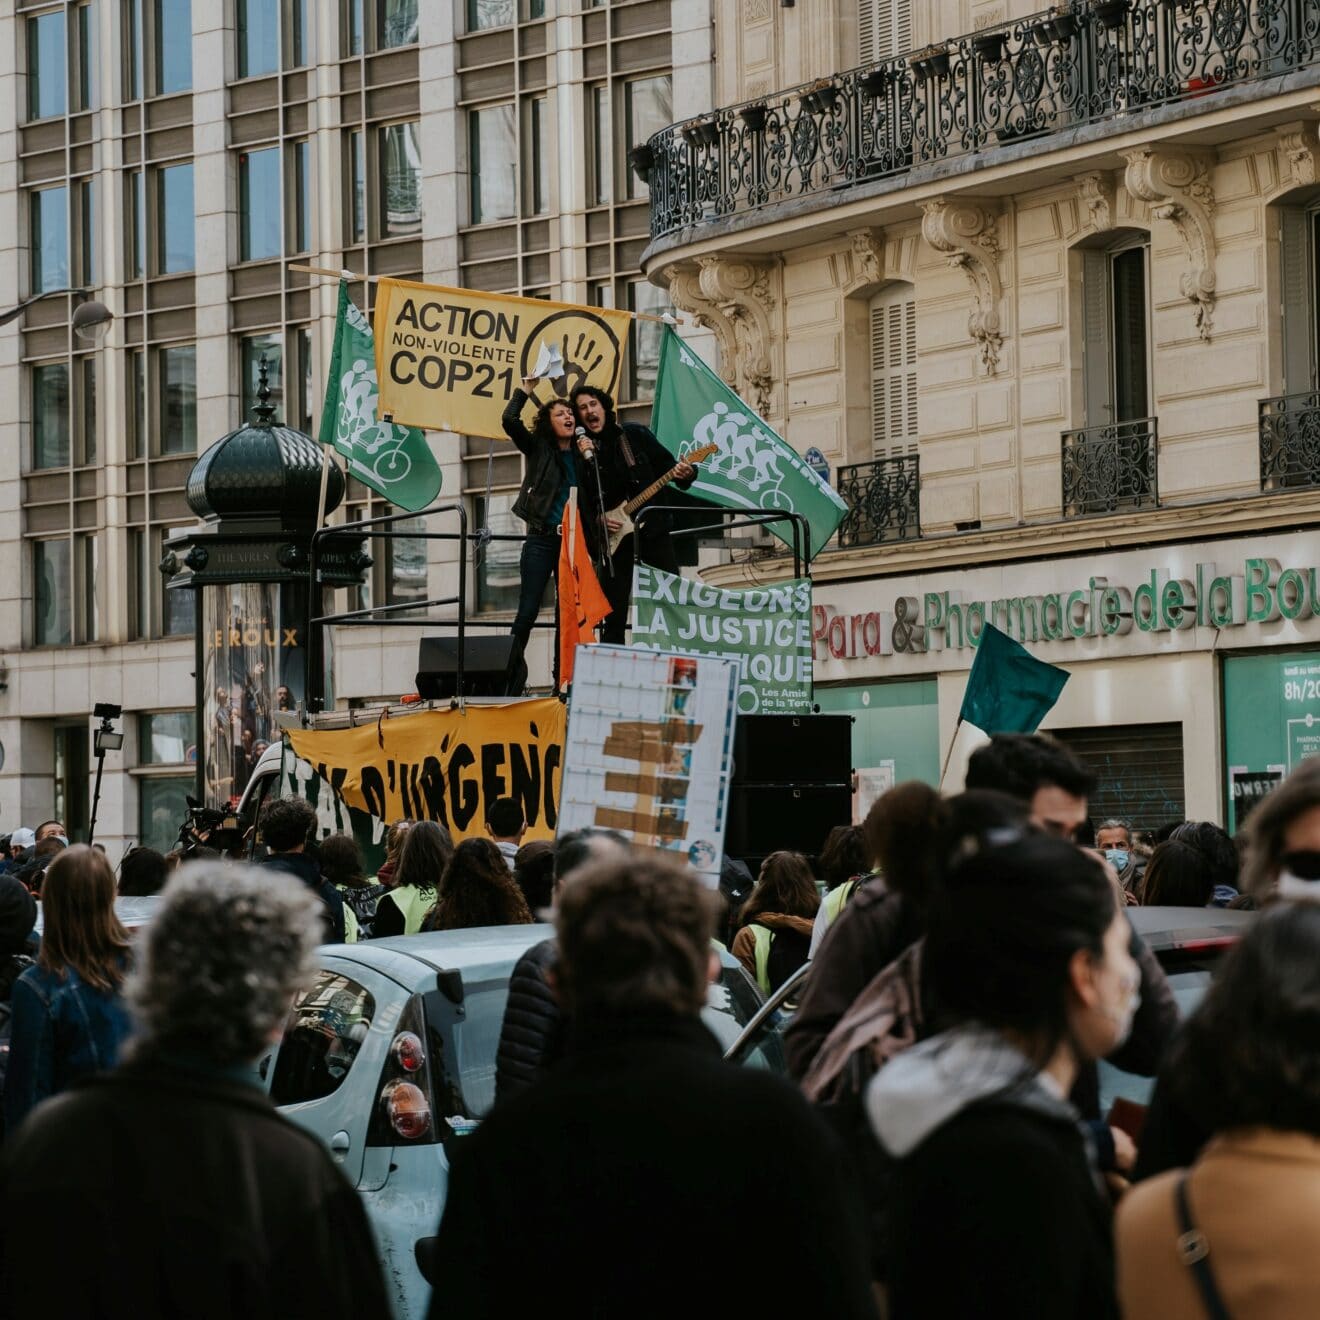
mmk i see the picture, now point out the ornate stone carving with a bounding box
[664,256,777,414]
[742,0,770,20]
[1276,122,1320,189]
[1075,171,1116,237]
[1123,145,1218,340]
[843,228,886,294]
[920,200,1004,374]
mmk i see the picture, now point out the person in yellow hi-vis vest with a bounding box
[731,852,820,995]
[370,821,454,938]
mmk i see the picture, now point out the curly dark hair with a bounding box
[532,396,576,446]
[816,825,868,892]
[260,796,317,853]
[965,733,1095,802]
[569,384,617,429]
[423,838,533,932]
[513,838,556,913]
[1163,903,1320,1138]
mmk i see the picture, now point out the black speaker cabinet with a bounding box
[416,636,515,699]
[732,714,851,787]
[724,783,853,860]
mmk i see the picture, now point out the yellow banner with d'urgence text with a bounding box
[372,278,633,440]
[284,698,567,841]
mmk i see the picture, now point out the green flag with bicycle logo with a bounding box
[319,280,443,512]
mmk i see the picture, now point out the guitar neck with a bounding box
[624,469,679,516]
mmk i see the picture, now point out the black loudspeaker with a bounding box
[732,714,852,786]
[724,784,853,859]
[416,636,516,699]
[725,714,853,861]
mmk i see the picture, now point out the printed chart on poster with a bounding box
[557,645,739,886]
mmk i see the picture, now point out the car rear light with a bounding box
[392,1030,425,1073]
[1173,936,1239,953]
[383,1079,432,1140]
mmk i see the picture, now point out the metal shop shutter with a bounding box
[1050,723,1185,836]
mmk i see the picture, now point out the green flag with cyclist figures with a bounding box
[651,326,848,560]
[320,279,443,513]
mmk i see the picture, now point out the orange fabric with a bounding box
[557,492,611,689]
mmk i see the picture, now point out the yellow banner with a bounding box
[372,278,634,439]
[284,698,567,841]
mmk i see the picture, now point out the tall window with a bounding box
[74,2,96,109]
[291,140,311,253]
[1279,206,1320,396]
[858,0,912,63]
[379,121,422,237]
[33,539,71,646]
[158,161,195,273]
[379,0,419,46]
[528,97,549,216]
[26,11,67,120]
[76,179,96,284]
[32,363,70,469]
[591,86,613,206]
[77,357,98,466]
[54,724,90,839]
[155,0,192,94]
[467,0,513,31]
[346,131,366,242]
[1080,233,1151,426]
[136,712,197,852]
[869,283,919,457]
[160,345,197,453]
[127,169,146,277]
[30,187,69,293]
[470,105,516,224]
[241,333,283,418]
[237,0,280,76]
[127,349,147,458]
[627,280,669,402]
[624,76,671,200]
[239,148,282,261]
[78,534,99,642]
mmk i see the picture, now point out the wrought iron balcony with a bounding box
[834,454,920,548]
[1259,390,1320,491]
[1061,417,1158,517]
[645,0,1320,241]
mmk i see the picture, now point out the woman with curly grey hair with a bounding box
[0,864,389,1318]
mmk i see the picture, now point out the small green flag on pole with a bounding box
[650,327,848,560]
[319,280,443,513]
[960,623,1069,734]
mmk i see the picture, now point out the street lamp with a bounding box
[0,288,113,345]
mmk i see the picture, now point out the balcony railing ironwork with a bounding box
[1259,390,1320,490]
[644,0,1320,240]
[1061,417,1158,517]
[834,454,920,548]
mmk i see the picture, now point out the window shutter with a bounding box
[1081,249,1113,427]
[860,0,912,63]
[1280,206,1315,396]
[870,287,918,457]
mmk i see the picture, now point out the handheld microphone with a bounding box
[575,426,596,461]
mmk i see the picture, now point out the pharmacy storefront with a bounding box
[811,530,1320,832]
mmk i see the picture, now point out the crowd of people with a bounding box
[1,733,1319,1317]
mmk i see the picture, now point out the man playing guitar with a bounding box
[570,386,696,644]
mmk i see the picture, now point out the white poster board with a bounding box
[557,645,739,886]
[853,762,896,824]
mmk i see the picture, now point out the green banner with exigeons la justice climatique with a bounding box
[630,564,813,715]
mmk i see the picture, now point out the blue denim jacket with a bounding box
[4,962,131,1134]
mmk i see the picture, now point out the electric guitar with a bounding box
[602,442,718,556]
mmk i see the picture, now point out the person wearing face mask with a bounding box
[1239,755,1320,905]
[869,833,1137,1320]
[1096,817,1144,896]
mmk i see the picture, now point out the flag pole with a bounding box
[938,716,964,790]
[287,264,682,325]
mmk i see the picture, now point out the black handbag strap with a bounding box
[1174,1173,1232,1320]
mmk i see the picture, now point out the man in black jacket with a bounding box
[0,863,389,1320]
[431,854,878,1320]
[258,796,346,943]
[572,386,695,644]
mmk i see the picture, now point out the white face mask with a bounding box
[1278,871,1320,902]
[1106,962,1142,1048]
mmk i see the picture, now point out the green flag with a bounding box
[650,327,848,560]
[959,623,1069,734]
[319,280,443,513]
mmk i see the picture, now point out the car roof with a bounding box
[319,923,747,993]
[321,923,555,990]
[34,893,163,935]
[1127,905,1255,953]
